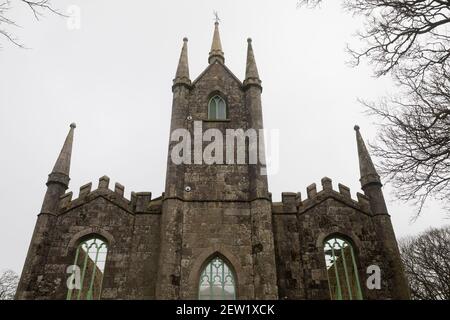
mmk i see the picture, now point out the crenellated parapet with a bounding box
[58,175,162,215]
[272,177,372,215]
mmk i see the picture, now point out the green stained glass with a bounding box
[324,237,363,300]
[67,237,108,300]
[198,256,236,300]
[208,96,227,120]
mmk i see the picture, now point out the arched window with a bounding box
[198,256,236,300]
[323,236,363,300]
[208,95,227,120]
[67,236,108,300]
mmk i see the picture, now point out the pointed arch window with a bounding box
[208,95,227,120]
[324,236,363,300]
[67,236,108,300]
[198,256,236,300]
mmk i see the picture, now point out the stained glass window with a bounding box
[324,236,363,300]
[198,256,236,300]
[67,236,108,300]
[208,96,227,120]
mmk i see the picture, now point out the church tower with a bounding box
[15,20,409,301]
[156,21,278,299]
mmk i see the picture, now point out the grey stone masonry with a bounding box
[15,23,409,300]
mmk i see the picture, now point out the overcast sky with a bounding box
[0,0,447,274]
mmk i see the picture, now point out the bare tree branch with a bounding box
[364,65,450,217]
[399,226,450,300]
[298,0,450,82]
[298,0,450,216]
[0,269,19,300]
[0,0,63,48]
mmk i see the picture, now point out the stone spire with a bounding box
[49,123,76,184]
[173,37,191,87]
[243,38,262,88]
[41,123,75,215]
[208,21,224,64]
[354,125,381,188]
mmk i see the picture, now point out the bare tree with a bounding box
[399,226,450,300]
[0,269,19,300]
[298,0,450,216]
[299,0,450,81]
[364,66,450,217]
[0,0,62,48]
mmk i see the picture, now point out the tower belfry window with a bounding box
[208,96,227,120]
[67,236,108,300]
[324,236,363,300]
[198,256,236,300]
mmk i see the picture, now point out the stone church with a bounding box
[16,22,410,300]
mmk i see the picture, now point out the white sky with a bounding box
[0,0,447,274]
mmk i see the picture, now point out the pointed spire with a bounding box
[173,37,191,87]
[354,125,381,187]
[208,22,224,64]
[47,123,75,188]
[244,38,262,89]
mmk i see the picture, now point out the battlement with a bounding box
[273,177,372,215]
[58,175,161,214]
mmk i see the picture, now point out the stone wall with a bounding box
[15,40,409,301]
[17,176,161,300]
[272,177,405,300]
[157,59,278,299]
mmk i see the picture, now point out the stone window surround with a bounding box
[207,91,229,121]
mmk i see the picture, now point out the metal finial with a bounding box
[213,11,221,24]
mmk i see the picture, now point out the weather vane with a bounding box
[213,11,221,23]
